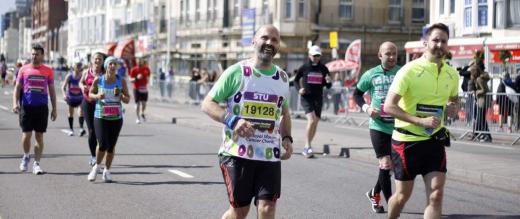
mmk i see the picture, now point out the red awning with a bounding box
[114,39,135,59]
[105,42,117,56]
[486,37,520,63]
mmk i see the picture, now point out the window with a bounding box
[195,0,200,22]
[339,0,352,19]
[412,0,425,23]
[450,0,455,13]
[508,0,520,26]
[388,0,402,23]
[464,0,472,28]
[285,0,292,19]
[207,0,211,21]
[213,0,218,20]
[180,0,184,23]
[439,0,444,15]
[233,0,239,18]
[298,0,305,18]
[242,0,249,9]
[262,0,269,15]
[478,0,487,26]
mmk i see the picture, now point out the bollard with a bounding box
[322,144,330,156]
[339,147,350,158]
[171,118,177,124]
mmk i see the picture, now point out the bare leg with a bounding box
[21,132,32,154]
[388,180,414,219]
[221,205,250,219]
[257,200,276,219]
[305,112,319,147]
[105,151,115,169]
[423,172,446,219]
[34,132,44,162]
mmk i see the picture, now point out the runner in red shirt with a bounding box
[129,58,150,124]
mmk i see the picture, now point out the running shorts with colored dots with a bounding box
[19,105,49,132]
[134,90,148,103]
[219,155,281,208]
[391,138,447,181]
[370,129,392,158]
[300,95,323,118]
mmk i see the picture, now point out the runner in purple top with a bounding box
[12,44,57,175]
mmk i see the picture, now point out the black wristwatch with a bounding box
[282,136,293,143]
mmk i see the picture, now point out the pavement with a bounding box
[145,96,520,193]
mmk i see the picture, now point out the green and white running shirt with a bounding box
[357,65,400,134]
[208,60,289,162]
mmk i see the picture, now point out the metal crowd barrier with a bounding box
[146,80,520,145]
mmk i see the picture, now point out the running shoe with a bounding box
[141,114,146,122]
[32,162,44,175]
[102,168,112,183]
[79,129,86,137]
[19,155,30,172]
[136,119,141,124]
[366,189,384,213]
[302,147,314,158]
[68,129,74,136]
[88,164,100,182]
[89,157,96,166]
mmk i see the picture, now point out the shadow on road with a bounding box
[403,212,520,219]
[114,164,213,169]
[113,180,224,186]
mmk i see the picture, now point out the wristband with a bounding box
[223,112,241,130]
[362,104,370,113]
[282,136,293,143]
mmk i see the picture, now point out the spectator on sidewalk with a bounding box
[166,68,174,99]
[198,68,210,99]
[497,72,514,131]
[189,68,201,102]
[471,65,492,142]
[331,73,345,115]
[158,68,166,99]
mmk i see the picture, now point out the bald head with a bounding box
[378,41,398,70]
[379,42,397,54]
[252,25,281,68]
[254,25,280,39]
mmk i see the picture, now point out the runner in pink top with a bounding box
[12,44,57,175]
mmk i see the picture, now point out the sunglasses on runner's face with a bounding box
[313,55,321,58]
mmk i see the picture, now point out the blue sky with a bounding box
[0,0,16,26]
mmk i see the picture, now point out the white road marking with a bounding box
[0,105,9,111]
[168,169,194,178]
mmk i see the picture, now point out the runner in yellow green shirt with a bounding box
[384,23,459,219]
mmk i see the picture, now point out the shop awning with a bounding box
[405,37,485,59]
[105,42,117,56]
[114,39,135,59]
[486,37,520,63]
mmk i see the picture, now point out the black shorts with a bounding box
[134,90,148,103]
[66,99,82,108]
[219,155,281,208]
[391,138,447,181]
[94,118,123,153]
[1,72,5,80]
[300,95,323,118]
[19,105,49,132]
[370,129,392,158]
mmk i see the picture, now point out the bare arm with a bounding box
[201,95,254,138]
[279,106,293,160]
[79,70,87,91]
[48,84,57,121]
[121,79,130,104]
[62,74,70,99]
[89,77,103,100]
[384,91,439,129]
[12,81,22,113]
